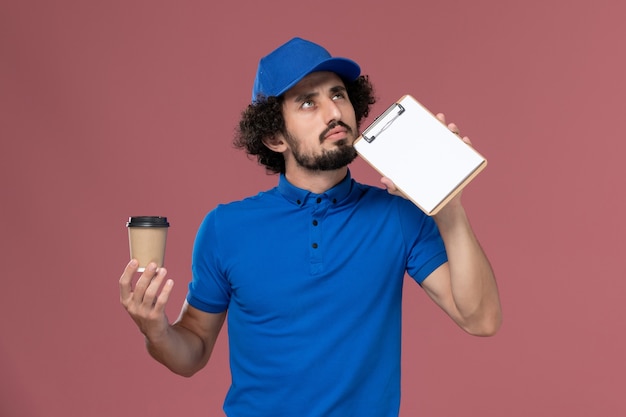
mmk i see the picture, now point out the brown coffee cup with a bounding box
[126,216,170,272]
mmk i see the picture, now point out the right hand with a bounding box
[119,260,174,341]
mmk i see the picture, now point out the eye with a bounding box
[332,92,347,101]
[301,100,315,109]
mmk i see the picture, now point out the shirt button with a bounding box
[312,243,318,249]
[296,199,302,205]
[312,220,318,226]
[316,197,322,203]
[332,198,337,204]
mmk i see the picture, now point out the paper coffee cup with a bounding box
[126,216,170,272]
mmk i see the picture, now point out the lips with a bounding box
[324,126,347,140]
[319,121,354,143]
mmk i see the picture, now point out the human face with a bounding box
[280,72,358,171]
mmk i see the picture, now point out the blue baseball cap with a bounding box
[252,37,361,103]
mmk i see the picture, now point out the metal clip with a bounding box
[362,102,405,143]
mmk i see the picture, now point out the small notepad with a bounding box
[354,95,487,215]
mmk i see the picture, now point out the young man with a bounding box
[119,37,502,417]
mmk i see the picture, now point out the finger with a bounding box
[448,122,461,136]
[119,259,139,304]
[380,176,397,192]
[153,279,174,312]
[437,113,468,141]
[132,263,158,303]
[142,267,168,307]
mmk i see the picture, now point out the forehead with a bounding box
[283,71,345,99]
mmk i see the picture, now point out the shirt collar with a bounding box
[277,170,354,207]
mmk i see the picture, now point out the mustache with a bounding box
[319,121,353,143]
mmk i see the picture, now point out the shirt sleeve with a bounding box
[396,198,448,284]
[187,207,231,313]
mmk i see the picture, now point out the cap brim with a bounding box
[275,57,361,97]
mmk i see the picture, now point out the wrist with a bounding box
[433,202,470,235]
[142,321,172,347]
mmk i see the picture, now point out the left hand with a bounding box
[380,112,472,209]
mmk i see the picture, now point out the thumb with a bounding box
[380,177,408,199]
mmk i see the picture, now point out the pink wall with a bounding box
[2,1,625,416]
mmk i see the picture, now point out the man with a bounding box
[119,37,502,417]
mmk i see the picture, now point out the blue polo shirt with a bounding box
[188,171,447,417]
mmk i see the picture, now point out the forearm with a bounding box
[434,204,502,335]
[145,323,210,377]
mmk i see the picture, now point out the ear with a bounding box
[262,133,288,153]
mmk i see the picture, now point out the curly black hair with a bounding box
[233,75,376,174]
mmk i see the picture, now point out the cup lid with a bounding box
[126,216,170,227]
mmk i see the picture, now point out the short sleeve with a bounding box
[187,208,231,313]
[396,198,448,283]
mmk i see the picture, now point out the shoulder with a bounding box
[352,179,427,218]
[207,187,281,219]
[195,186,288,241]
[351,179,395,206]
[352,179,438,244]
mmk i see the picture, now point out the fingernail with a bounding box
[129,259,137,267]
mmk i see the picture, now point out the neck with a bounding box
[284,166,348,194]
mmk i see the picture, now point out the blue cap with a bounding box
[252,37,361,103]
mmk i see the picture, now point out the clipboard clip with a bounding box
[362,102,405,143]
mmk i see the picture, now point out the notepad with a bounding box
[354,95,487,216]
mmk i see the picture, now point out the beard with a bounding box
[283,122,358,171]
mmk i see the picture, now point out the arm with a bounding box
[381,113,502,336]
[422,203,502,336]
[119,260,226,376]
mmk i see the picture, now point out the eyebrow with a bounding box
[292,85,347,103]
[330,85,347,94]
[293,91,318,103]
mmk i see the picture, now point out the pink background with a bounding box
[2,1,625,416]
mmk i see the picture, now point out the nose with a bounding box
[322,98,342,125]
